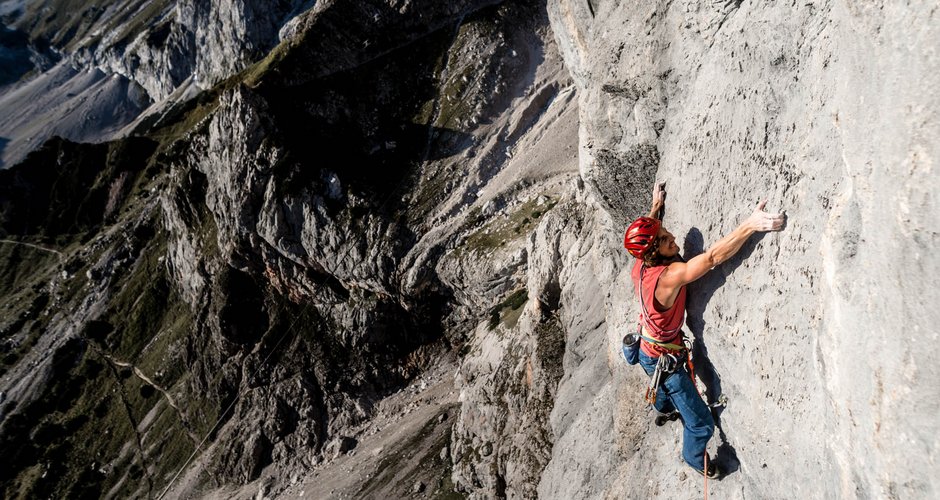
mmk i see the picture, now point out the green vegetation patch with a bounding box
[434,14,499,130]
[0,291,50,377]
[1,227,201,498]
[434,39,476,128]
[0,242,61,375]
[462,196,557,254]
[488,288,528,331]
[102,230,180,362]
[0,241,58,306]
[106,0,173,50]
[1,339,131,498]
[19,0,173,52]
[241,35,296,88]
[0,136,158,242]
[142,92,221,149]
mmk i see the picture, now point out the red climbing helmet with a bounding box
[624,216,661,258]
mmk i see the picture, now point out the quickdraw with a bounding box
[644,352,680,405]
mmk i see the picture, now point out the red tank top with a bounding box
[631,259,687,357]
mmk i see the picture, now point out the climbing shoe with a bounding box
[654,411,680,427]
[692,457,722,479]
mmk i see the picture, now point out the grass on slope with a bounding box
[462,195,558,254]
[0,225,207,499]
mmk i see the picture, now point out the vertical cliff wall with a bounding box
[538,0,940,498]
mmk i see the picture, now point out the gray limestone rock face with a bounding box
[159,83,424,484]
[542,0,940,498]
[185,0,308,90]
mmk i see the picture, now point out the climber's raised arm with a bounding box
[655,201,784,306]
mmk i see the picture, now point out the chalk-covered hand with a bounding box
[651,182,666,210]
[745,200,785,232]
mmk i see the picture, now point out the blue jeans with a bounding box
[639,350,715,470]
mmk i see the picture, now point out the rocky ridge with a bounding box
[1,1,584,498]
[0,0,309,168]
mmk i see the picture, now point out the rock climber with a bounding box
[623,181,785,478]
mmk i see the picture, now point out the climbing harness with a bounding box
[636,265,689,405]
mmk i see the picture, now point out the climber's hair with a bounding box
[642,237,669,267]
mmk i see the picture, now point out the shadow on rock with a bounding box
[0,26,36,88]
[711,405,740,475]
[682,226,767,476]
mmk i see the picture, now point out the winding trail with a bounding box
[102,356,156,498]
[103,354,199,444]
[0,239,64,258]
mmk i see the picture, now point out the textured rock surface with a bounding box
[538,1,940,498]
[4,0,309,101]
[158,1,583,496]
[0,62,149,168]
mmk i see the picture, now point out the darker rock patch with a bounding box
[213,266,269,346]
[601,82,645,101]
[591,145,659,221]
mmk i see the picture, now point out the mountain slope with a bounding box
[1,1,580,498]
